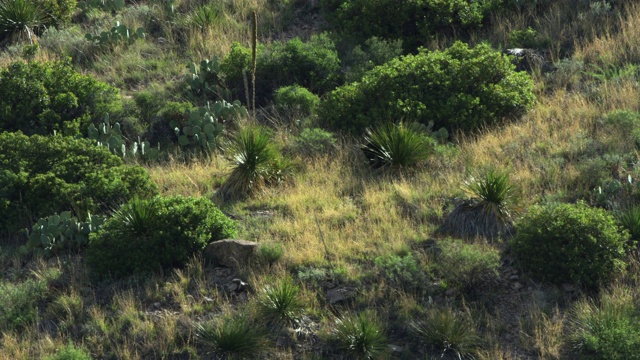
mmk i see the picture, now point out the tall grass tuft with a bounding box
[329,312,387,359]
[195,315,266,358]
[361,122,433,170]
[410,306,481,359]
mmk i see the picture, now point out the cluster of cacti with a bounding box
[187,57,230,100]
[26,211,107,257]
[78,0,125,12]
[171,100,248,151]
[85,21,145,47]
[88,114,160,160]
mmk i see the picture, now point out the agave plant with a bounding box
[330,312,387,360]
[109,197,161,239]
[616,205,640,243]
[440,168,518,240]
[0,0,47,45]
[195,316,266,358]
[410,306,481,359]
[256,278,304,326]
[361,122,433,170]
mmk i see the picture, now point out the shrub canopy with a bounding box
[319,41,535,134]
[0,132,156,237]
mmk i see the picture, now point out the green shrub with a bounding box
[361,122,434,170]
[257,243,284,267]
[289,128,337,157]
[274,85,320,116]
[344,36,404,83]
[374,252,426,292]
[324,0,503,50]
[570,286,640,359]
[86,196,237,279]
[511,202,630,289]
[0,278,48,332]
[0,59,121,136]
[221,34,341,104]
[320,41,535,133]
[43,0,76,28]
[0,132,156,237]
[329,312,387,360]
[44,343,93,360]
[617,206,640,243]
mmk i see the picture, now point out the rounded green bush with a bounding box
[86,196,237,279]
[0,59,121,136]
[319,41,535,134]
[43,0,77,27]
[274,85,320,116]
[511,202,630,289]
[0,132,156,237]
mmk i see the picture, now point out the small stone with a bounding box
[237,292,248,301]
[512,282,524,290]
[153,302,161,308]
[388,344,403,353]
[327,286,357,304]
[225,283,239,292]
[509,275,519,281]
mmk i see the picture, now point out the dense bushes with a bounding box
[86,196,237,279]
[0,132,156,237]
[0,59,120,136]
[322,0,504,49]
[511,202,630,289]
[43,0,77,27]
[221,34,341,105]
[319,41,535,133]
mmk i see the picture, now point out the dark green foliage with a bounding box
[274,85,320,116]
[289,128,337,157]
[195,316,266,358]
[344,36,404,83]
[508,26,548,48]
[0,0,46,44]
[323,0,503,50]
[441,168,518,239]
[511,202,630,289]
[0,132,156,238]
[26,211,106,257]
[330,312,387,360]
[410,306,480,359]
[86,196,237,279]
[44,343,93,360]
[221,34,341,105]
[42,0,76,27]
[219,126,293,200]
[257,278,304,326]
[362,122,434,170]
[320,41,535,133]
[0,59,121,136]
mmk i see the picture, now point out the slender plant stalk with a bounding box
[251,10,257,118]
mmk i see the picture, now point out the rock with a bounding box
[225,282,239,292]
[388,344,403,353]
[509,275,519,281]
[326,286,357,304]
[512,282,524,290]
[153,302,161,309]
[204,239,258,268]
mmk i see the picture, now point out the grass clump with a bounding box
[0,278,48,332]
[257,243,284,267]
[256,278,304,326]
[410,305,481,359]
[195,315,266,359]
[435,239,500,293]
[441,168,518,240]
[361,122,433,170]
[44,342,93,360]
[329,312,387,360]
[511,201,630,289]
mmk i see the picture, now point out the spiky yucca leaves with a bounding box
[617,206,640,244]
[440,168,518,240]
[330,312,387,360]
[195,316,266,358]
[0,0,47,45]
[109,197,160,239]
[256,277,304,326]
[361,122,433,170]
[410,306,481,359]
[219,125,292,200]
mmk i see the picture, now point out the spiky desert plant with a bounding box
[0,0,47,45]
[330,312,387,359]
[109,197,160,239]
[361,122,433,170]
[617,205,640,244]
[440,168,518,240]
[256,277,303,326]
[410,306,481,359]
[195,316,266,358]
[219,125,292,200]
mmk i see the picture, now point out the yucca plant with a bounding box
[440,168,518,240]
[109,197,160,239]
[361,122,433,170]
[257,278,304,326]
[410,306,481,359]
[0,0,47,45]
[617,205,640,244]
[195,316,266,358]
[330,312,387,360]
[219,125,292,200]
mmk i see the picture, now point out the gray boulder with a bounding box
[204,239,258,268]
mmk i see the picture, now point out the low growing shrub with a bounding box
[289,128,337,157]
[86,196,237,279]
[0,132,156,237]
[0,59,120,136]
[511,202,630,289]
[435,239,501,292]
[274,85,320,117]
[320,41,535,133]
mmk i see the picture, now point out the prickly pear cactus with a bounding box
[86,21,145,48]
[89,114,160,160]
[187,57,231,100]
[26,211,107,257]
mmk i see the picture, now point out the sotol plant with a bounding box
[361,122,434,170]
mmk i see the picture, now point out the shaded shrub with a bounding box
[320,41,535,133]
[289,128,337,157]
[0,59,120,136]
[0,132,156,238]
[274,85,320,117]
[511,202,630,289]
[221,34,341,105]
[87,196,237,279]
[0,276,52,332]
[344,36,404,83]
[43,0,77,28]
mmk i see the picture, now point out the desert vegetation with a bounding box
[2,0,640,359]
